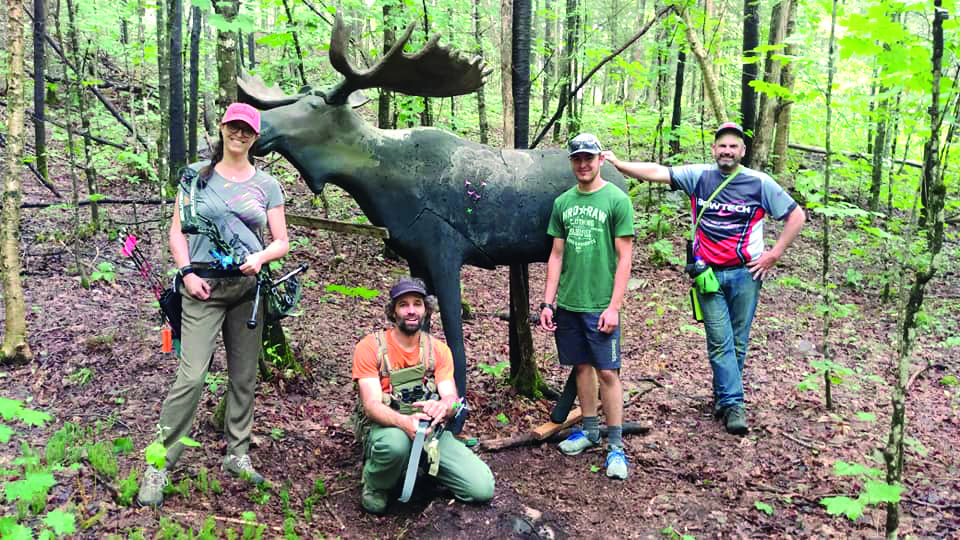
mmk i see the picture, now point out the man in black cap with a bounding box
[602,123,805,435]
[351,277,494,514]
[539,133,635,480]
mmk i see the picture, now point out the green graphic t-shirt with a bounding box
[547,182,634,312]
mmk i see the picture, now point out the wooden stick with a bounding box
[479,422,650,452]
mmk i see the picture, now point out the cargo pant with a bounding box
[363,424,495,503]
[158,274,261,467]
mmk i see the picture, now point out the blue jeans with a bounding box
[696,267,761,411]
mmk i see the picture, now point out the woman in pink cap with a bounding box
[138,103,289,507]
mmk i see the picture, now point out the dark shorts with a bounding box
[554,308,622,370]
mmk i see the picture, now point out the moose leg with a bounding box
[426,265,467,399]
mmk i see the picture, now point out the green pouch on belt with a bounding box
[689,287,703,322]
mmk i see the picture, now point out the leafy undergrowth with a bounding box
[1,172,959,539]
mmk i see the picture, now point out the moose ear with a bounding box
[347,90,370,109]
[316,89,370,109]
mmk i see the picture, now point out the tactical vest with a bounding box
[352,330,438,443]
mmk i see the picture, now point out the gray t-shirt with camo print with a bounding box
[179,163,284,266]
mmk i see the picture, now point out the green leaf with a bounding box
[191,0,213,9]
[939,375,959,387]
[43,509,77,535]
[5,471,56,502]
[832,460,882,477]
[0,424,13,444]
[496,413,509,424]
[17,408,52,428]
[179,436,202,447]
[144,441,167,469]
[0,398,23,421]
[854,411,876,422]
[0,518,31,540]
[860,480,902,505]
[820,495,864,520]
[113,437,134,455]
[590,465,600,473]
[754,501,774,515]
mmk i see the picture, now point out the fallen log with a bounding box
[478,421,651,452]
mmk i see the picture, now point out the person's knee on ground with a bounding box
[363,427,410,490]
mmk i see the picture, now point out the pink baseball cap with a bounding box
[221,103,260,134]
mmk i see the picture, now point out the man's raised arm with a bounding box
[602,151,672,184]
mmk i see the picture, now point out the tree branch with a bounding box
[531,5,676,149]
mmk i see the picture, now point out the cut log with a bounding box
[478,421,651,452]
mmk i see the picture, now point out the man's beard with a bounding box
[716,156,740,172]
[396,316,422,336]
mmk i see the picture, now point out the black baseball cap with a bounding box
[715,122,746,140]
[389,278,427,300]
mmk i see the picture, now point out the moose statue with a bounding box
[240,15,627,405]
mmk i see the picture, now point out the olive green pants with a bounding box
[158,275,261,467]
[363,424,495,503]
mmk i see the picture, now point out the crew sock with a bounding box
[583,416,601,442]
[606,425,623,449]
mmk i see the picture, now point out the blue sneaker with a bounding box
[605,447,628,480]
[558,430,599,456]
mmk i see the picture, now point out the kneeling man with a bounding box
[352,277,495,514]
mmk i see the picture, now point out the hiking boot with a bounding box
[722,405,749,435]
[558,430,599,456]
[222,454,265,485]
[137,465,168,507]
[361,485,388,514]
[605,447,628,480]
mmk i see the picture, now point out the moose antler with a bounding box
[325,14,490,105]
[237,74,307,110]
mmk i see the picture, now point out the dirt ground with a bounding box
[2,163,959,539]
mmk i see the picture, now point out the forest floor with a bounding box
[1,159,959,540]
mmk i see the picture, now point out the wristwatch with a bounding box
[178,265,194,278]
[539,302,555,313]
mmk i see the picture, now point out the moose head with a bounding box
[240,15,627,400]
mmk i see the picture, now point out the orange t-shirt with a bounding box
[352,330,454,393]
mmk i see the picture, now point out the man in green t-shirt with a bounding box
[539,133,635,480]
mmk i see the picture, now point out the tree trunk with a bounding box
[214,0,239,113]
[65,0,99,231]
[509,0,538,397]
[740,0,760,160]
[474,0,489,143]
[281,0,307,87]
[772,0,797,176]
[32,0,47,182]
[750,0,789,171]
[203,17,215,136]
[420,7,432,127]
[378,5,395,129]
[560,0,580,137]
[820,0,839,411]
[188,5,201,163]
[501,0,514,147]
[886,6,948,535]
[678,7,725,123]
[0,1,7,95]
[168,0,186,180]
[868,11,902,212]
[156,0,169,187]
[0,0,33,365]
[541,0,554,124]
[52,0,85,288]
[669,49,685,157]
[246,31,255,69]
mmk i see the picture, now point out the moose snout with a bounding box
[251,120,278,157]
